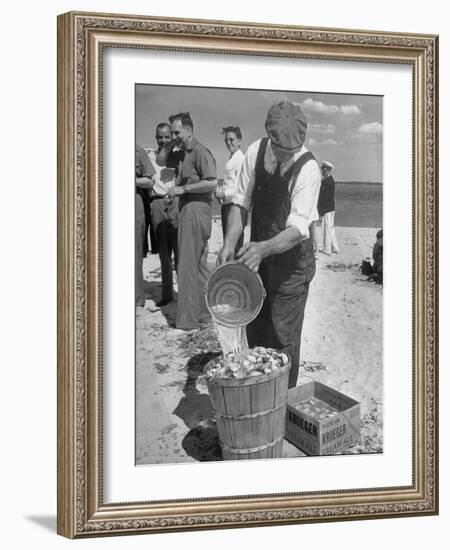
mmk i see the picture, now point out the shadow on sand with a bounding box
[173,351,223,462]
[143,280,178,327]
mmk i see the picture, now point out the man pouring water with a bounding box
[217,100,321,388]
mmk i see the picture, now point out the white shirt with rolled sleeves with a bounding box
[221,149,245,205]
[232,139,321,240]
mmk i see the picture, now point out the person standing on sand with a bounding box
[217,100,321,389]
[167,112,217,331]
[312,160,340,255]
[135,143,156,307]
[215,126,245,256]
[147,122,185,307]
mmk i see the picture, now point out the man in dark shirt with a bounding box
[167,112,217,330]
[312,160,340,255]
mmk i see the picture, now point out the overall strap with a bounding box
[287,151,316,195]
[255,137,270,174]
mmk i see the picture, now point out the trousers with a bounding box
[312,211,339,254]
[135,194,146,307]
[150,197,178,300]
[246,258,312,388]
[176,201,212,329]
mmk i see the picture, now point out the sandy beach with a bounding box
[136,220,383,464]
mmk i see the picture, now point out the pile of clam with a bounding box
[205,346,289,379]
[294,397,339,421]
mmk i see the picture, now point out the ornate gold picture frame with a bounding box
[57,11,438,538]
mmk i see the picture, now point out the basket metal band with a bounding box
[221,434,284,454]
[212,401,286,420]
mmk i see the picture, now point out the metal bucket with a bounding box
[205,262,266,327]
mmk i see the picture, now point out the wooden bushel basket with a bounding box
[206,361,291,460]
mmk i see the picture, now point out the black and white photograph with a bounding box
[1,0,443,544]
[135,84,383,465]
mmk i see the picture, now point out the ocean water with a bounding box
[335,182,382,228]
[212,182,383,229]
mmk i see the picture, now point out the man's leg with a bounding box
[246,262,278,349]
[176,202,212,330]
[311,219,323,253]
[323,212,333,254]
[329,211,340,253]
[222,203,244,258]
[221,204,228,244]
[151,199,174,304]
[270,281,311,388]
[198,240,212,324]
[246,274,310,387]
[236,227,244,257]
[135,195,146,307]
[246,297,278,350]
[167,198,179,272]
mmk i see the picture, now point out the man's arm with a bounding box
[235,155,320,272]
[237,227,302,272]
[217,205,248,264]
[136,176,154,190]
[136,145,156,190]
[183,178,217,193]
[190,146,217,193]
[167,177,217,197]
[168,145,218,196]
[217,140,260,265]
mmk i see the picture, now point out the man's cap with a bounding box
[321,161,334,169]
[265,101,307,151]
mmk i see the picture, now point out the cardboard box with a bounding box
[285,381,360,455]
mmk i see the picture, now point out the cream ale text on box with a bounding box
[285,381,361,455]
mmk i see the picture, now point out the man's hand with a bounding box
[167,185,186,198]
[236,241,267,272]
[215,187,225,199]
[135,175,155,190]
[217,245,235,266]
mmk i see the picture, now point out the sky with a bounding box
[136,84,383,183]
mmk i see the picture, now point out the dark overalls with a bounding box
[246,138,316,388]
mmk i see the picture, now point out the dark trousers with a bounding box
[135,194,146,306]
[246,260,311,388]
[150,198,178,300]
[221,203,244,257]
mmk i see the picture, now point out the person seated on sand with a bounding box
[372,229,383,283]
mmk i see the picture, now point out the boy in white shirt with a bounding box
[215,126,245,255]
